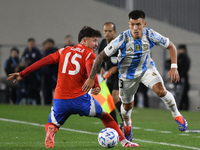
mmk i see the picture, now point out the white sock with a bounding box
[121,104,132,126]
[160,91,181,118]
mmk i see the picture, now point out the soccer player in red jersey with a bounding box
[7,26,139,148]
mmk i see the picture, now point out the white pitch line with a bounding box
[0,118,199,150]
[132,126,142,129]
[179,134,190,136]
[159,131,172,133]
[143,129,156,131]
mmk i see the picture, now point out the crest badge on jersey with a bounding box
[135,45,141,51]
[143,44,149,51]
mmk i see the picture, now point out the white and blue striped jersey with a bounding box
[104,27,169,79]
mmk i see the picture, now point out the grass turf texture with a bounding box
[0,104,200,150]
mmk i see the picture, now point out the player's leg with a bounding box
[119,78,140,142]
[80,93,139,147]
[121,101,134,141]
[45,99,72,148]
[141,66,188,131]
[153,83,188,131]
[152,82,180,116]
[98,111,139,147]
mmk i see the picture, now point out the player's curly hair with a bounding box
[78,26,102,43]
[129,10,145,20]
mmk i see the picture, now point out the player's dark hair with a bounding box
[103,22,116,31]
[10,47,19,54]
[129,10,145,20]
[27,37,35,42]
[78,26,102,43]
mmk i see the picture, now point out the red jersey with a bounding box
[50,44,97,99]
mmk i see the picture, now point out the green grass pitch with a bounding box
[0,104,200,150]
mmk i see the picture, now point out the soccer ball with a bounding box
[98,128,119,148]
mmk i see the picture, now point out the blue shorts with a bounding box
[48,93,103,127]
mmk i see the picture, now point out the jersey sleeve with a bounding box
[104,32,126,57]
[85,52,96,67]
[147,28,169,49]
[50,48,64,63]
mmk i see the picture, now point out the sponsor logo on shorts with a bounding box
[152,72,157,76]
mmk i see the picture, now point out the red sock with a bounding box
[45,123,58,133]
[101,113,125,141]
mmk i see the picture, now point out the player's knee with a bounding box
[156,89,167,97]
[153,82,167,97]
[122,102,134,111]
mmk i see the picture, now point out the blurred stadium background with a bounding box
[0,0,200,111]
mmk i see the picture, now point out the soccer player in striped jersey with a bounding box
[7,26,139,148]
[83,10,188,142]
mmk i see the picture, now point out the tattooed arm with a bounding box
[90,50,107,79]
[82,50,108,92]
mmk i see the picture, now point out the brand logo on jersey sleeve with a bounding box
[152,72,157,76]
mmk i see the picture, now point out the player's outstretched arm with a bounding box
[167,41,180,83]
[7,73,22,83]
[7,55,56,83]
[82,50,108,93]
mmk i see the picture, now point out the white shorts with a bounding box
[119,66,164,104]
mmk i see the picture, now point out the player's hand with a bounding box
[168,68,180,83]
[100,67,105,78]
[82,78,95,93]
[91,87,101,95]
[7,72,22,83]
